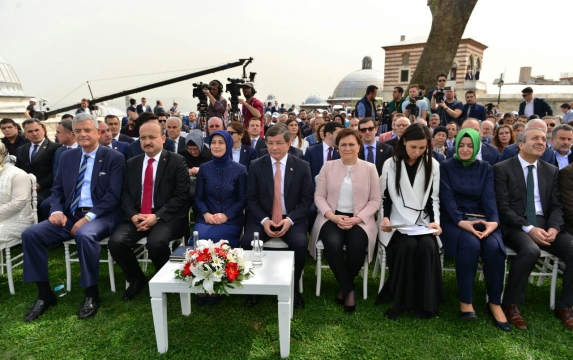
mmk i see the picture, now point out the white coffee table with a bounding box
[149,250,295,358]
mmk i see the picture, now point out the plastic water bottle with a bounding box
[192,231,199,249]
[251,232,263,268]
[54,284,67,297]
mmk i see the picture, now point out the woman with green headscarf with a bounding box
[439,128,510,331]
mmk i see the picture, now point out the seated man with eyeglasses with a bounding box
[204,117,226,145]
[383,117,411,150]
[357,117,393,176]
[125,112,177,160]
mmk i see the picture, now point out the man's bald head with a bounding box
[461,118,480,132]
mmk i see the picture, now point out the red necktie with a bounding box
[141,158,155,214]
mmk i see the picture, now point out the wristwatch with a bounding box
[156,216,161,222]
[84,214,92,222]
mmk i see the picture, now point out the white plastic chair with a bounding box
[263,238,304,293]
[315,239,369,299]
[64,237,116,292]
[0,174,37,295]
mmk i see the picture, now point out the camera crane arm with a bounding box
[43,57,254,118]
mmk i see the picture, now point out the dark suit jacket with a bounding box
[555,152,573,168]
[246,154,313,227]
[239,144,258,171]
[304,142,340,182]
[110,140,128,158]
[118,133,135,144]
[518,97,553,117]
[258,146,304,160]
[174,136,186,154]
[559,163,573,234]
[16,138,61,198]
[252,137,267,151]
[122,150,190,229]
[383,137,399,150]
[136,104,152,114]
[126,137,176,160]
[500,143,555,164]
[1,134,28,155]
[50,146,124,231]
[461,103,486,121]
[446,142,500,166]
[432,152,445,162]
[120,124,139,138]
[493,156,563,235]
[358,141,394,176]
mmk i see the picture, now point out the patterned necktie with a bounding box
[70,154,90,214]
[367,146,374,163]
[526,164,537,227]
[141,158,155,214]
[327,147,333,161]
[272,161,283,225]
[30,144,39,162]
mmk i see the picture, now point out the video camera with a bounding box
[406,91,425,117]
[226,78,246,116]
[379,101,391,130]
[192,82,209,118]
[433,87,451,103]
[485,103,494,115]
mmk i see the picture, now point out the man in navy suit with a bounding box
[136,97,152,114]
[98,121,128,157]
[126,112,176,159]
[241,124,313,309]
[75,98,92,115]
[21,113,124,322]
[105,115,134,144]
[304,121,343,181]
[500,119,556,164]
[518,87,553,118]
[248,118,267,152]
[357,118,394,176]
[461,90,486,121]
[446,118,500,166]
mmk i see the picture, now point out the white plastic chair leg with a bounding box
[372,248,380,279]
[362,255,368,300]
[65,243,72,292]
[550,256,558,310]
[379,247,387,293]
[6,247,14,295]
[299,270,304,294]
[315,248,322,297]
[0,248,4,275]
[107,248,116,293]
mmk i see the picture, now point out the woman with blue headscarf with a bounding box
[193,130,247,250]
[439,128,509,331]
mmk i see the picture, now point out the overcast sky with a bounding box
[1,0,571,112]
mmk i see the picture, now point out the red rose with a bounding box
[183,263,192,277]
[225,262,239,282]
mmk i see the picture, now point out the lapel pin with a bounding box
[243,149,246,152]
[380,149,383,153]
[98,159,102,162]
[114,147,118,150]
[163,158,167,162]
[290,168,293,171]
[42,146,47,149]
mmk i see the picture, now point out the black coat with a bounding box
[15,138,61,199]
[358,141,394,176]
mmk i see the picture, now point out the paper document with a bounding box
[383,224,420,229]
[397,226,438,236]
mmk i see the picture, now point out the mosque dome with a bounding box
[303,94,327,105]
[265,94,277,103]
[329,56,384,103]
[0,56,26,96]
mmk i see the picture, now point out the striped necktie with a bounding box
[70,154,90,214]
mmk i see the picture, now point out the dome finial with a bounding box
[362,56,372,70]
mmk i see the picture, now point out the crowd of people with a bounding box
[2,79,573,335]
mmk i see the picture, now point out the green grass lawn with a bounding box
[1,245,571,359]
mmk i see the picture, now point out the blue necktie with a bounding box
[70,154,90,214]
[367,146,374,163]
[30,144,39,162]
[526,165,537,227]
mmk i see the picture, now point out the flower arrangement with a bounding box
[175,240,253,295]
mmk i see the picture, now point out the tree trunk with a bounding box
[409,0,478,88]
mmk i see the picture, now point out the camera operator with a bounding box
[205,80,228,121]
[426,74,448,101]
[431,86,463,126]
[356,85,378,119]
[402,84,428,122]
[239,82,264,135]
[461,90,486,121]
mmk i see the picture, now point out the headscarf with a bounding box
[209,130,233,168]
[185,129,204,156]
[454,128,481,167]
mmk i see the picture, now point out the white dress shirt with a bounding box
[28,138,46,162]
[518,155,543,233]
[336,166,354,213]
[524,98,535,117]
[251,137,260,148]
[260,154,294,225]
[322,142,333,164]
[232,147,241,163]
[141,152,161,209]
[113,133,120,142]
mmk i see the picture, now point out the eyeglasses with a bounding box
[522,94,530,97]
[359,126,376,133]
[395,124,409,128]
[438,79,446,82]
[548,123,556,127]
[209,125,222,129]
[227,131,239,135]
[158,120,167,123]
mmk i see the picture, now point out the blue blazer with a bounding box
[500,143,556,164]
[50,146,124,231]
[238,144,258,171]
[461,103,486,121]
[446,142,500,166]
[126,137,176,160]
[110,140,128,158]
[53,145,67,177]
[518,97,553,117]
[303,142,340,183]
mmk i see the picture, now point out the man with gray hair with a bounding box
[21,113,125,322]
[500,119,556,164]
[551,124,573,169]
[166,117,186,153]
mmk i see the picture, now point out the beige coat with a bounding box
[309,159,381,262]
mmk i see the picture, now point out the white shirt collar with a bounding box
[82,145,99,157]
[272,153,288,166]
[518,154,538,169]
[144,151,162,164]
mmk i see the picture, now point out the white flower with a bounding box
[191,264,222,294]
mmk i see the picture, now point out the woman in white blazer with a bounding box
[376,123,445,320]
[309,129,381,313]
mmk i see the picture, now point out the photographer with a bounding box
[239,82,263,133]
[431,86,463,126]
[401,84,428,122]
[461,90,486,121]
[205,80,228,121]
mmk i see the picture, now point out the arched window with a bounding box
[449,62,458,80]
[402,54,409,66]
[476,57,482,71]
[468,55,474,71]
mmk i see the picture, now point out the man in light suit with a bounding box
[248,118,267,151]
[494,128,573,330]
[446,118,500,166]
[518,87,553,118]
[136,97,152,115]
[21,113,124,321]
[98,121,128,158]
[500,119,556,164]
[304,121,343,182]
[109,122,190,301]
[241,124,313,309]
[357,118,394,176]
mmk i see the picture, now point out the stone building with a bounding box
[327,56,384,106]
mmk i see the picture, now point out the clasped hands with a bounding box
[263,218,291,238]
[458,220,498,239]
[204,212,228,226]
[131,214,158,232]
[528,227,558,246]
[328,212,362,230]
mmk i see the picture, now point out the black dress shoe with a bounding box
[488,306,511,332]
[122,278,148,301]
[335,297,344,306]
[460,310,478,322]
[384,308,399,321]
[294,293,305,309]
[344,304,356,314]
[23,297,57,322]
[245,295,260,308]
[78,297,99,320]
